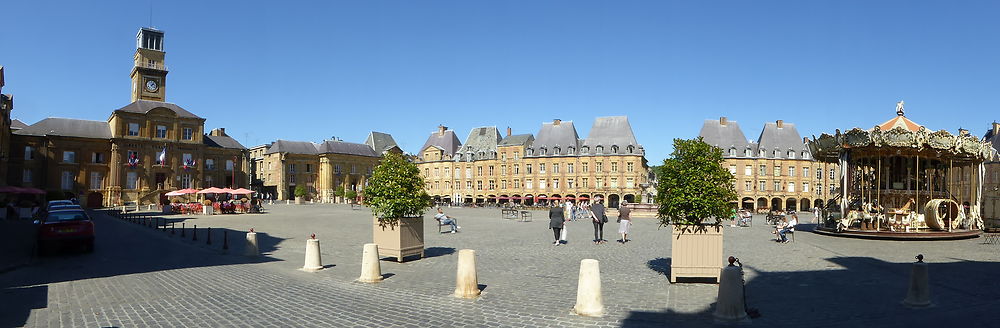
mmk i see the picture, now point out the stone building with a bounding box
[981,123,1000,222]
[3,27,248,207]
[416,116,650,208]
[699,117,840,212]
[0,66,11,186]
[253,132,400,201]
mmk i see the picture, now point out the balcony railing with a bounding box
[136,62,168,71]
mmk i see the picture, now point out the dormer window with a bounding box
[568,147,575,154]
[773,150,779,158]
[745,149,752,157]
[626,145,634,154]
[596,146,604,153]
[802,151,810,159]
[729,148,737,157]
[527,149,534,156]
[788,151,795,159]
[581,146,589,154]
[553,147,560,155]
[611,146,619,154]
[540,147,547,155]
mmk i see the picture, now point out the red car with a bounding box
[36,209,95,254]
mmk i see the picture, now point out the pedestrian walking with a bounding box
[617,200,632,244]
[549,203,565,245]
[590,197,608,244]
[564,200,574,221]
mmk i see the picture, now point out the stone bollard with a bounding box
[286,200,290,205]
[302,234,323,272]
[572,259,604,317]
[358,243,383,283]
[245,228,259,257]
[206,227,213,245]
[714,256,750,324]
[181,223,186,237]
[454,249,480,298]
[903,254,932,308]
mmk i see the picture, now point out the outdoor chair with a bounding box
[436,217,458,233]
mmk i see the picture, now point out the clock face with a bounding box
[145,79,159,92]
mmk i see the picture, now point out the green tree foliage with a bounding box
[363,152,432,227]
[655,137,737,226]
[345,190,357,201]
[294,185,307,198]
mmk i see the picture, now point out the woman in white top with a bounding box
[617,201,632,244]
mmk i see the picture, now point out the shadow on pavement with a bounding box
[628,256,1000,327]
[424,246,457,258]
[0,209,286,327]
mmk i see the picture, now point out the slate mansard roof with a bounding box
[14,118,113,139]
[204,134,246,150]
[526,120,580,156]
[698,118,752,154]
[499,134,534,147]
[264,134,388,158]
[582,116,643,155]
[114,100,203,119]
[982,124,1000,162]
[420,128,462,157]
[365,131,400,154]
[699,117,811,159]
[455,127,502,161]
[756,121,810,159]
[10,119,28,130]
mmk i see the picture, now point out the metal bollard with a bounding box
[206,227,212,245]
[192,225,198,241]
[171,222,175,235]
[181,223,186,237]
[161,218,167,232]
[222,230,229,250]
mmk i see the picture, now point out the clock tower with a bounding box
[130,28,168,102]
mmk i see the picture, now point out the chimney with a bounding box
[553,119,561,126]
[210,128,227,136]
[506,127,512,137]
[993,122,1000,136]
[776,120,784,128]
[720,117,728,126]
[803,137,809,144]
[438,125,447,136]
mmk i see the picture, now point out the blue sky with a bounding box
[2,1,998,163]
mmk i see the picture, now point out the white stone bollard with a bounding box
[301,234,323,272]
[454,249,480,298]
[572,259,604,317]
[358,243,383,283]
[714,258,750,324]
[903,254,932,308]
[286,200,290,205]
[245,229,259,257]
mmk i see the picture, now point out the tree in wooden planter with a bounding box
[655,137,737,283]
[363,152,432,262]
[345,190,358,204]
[294,185,307,204]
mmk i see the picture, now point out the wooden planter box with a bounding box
[295,197,303,205]
[670,225,724,283]
[373,216,425,262]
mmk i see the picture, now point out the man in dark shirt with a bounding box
[548,204,565,245]
[590,198,607,244]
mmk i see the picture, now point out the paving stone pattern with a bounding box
[2,204,999,327]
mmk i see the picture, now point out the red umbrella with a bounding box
[230,188,254,195]
[197,187,226,194]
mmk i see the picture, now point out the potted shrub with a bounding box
[363,152,432,262]
[294,185,307,205]
[345,190,358,204]
[656,137,737,283]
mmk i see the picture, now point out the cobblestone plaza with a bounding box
[2,204,998,327]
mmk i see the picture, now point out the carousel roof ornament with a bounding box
[808,102,995,161]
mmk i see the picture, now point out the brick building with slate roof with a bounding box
[1,29,248,207]
[250,132,401,202]
[699,117,840,212]
[416,117,650,208]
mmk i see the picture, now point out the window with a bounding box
[788,151,795,159]
[816,185,822,195]
[568,163,575,173]
[465,181,472,190]
[501,165,506,176]
[476,181,483,191]
[729,148,736,157]
[181,174,192,189]
[539,164,546,174]
[745,165,752,176]
[526,179,533,189]
[553,179,560,189]
[513,152,520,160]
[596,178,603,188]
[627,162,634,173]
[465,168,472,178]
[477,166,483,176]
[553,164,559,174]
[488,180,495,190]
[63,151,76,163]
[626,177,634,188]
[745,181,752,192]
[802,151,810,159]
[22,169,32,183]
[183,153,193,165]
[156,125,167,138]
[729,165,737,174]
[351,165,357,174]
[830,184,836,193]
[501,153,507,161]
[92,152,104,163]
[61,171,74,190]
[206,159,216,170]
[526,164,533,174]
[759,165,766,176]
[24,146,34,160]
[596,162,603,173]
[582,162,589,173]
[611,162,618,173]
[774,181,781,191]
[759,181,766,191]
[128,123,140,136]
[539,179,547,189]
[568,179,575,188]
[611,178,619,188]
[803,183,809,193]
[830,169,835,179]
[817,167,822,180]
[789,166,795,177]
[226,160,234,171]
[126,172,138,189]
[788,182,795,193]
[582,178,589,188]
[745,149,752,157]
[289,175,296,184]
[489,166,494,176]
[514,165,520,175]
[183,128,193,140]
[774,166,781,177]
[514,179,520,188]
[501,180,507,189]
[306,164,312,173]
[803,167,809,178]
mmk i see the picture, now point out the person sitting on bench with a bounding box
[778,213,797,243]
[434,208,460,233]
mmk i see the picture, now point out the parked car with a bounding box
[36,209,95,254]
[46,200,74,210]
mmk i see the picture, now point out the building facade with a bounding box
[699,117,840,212]
[4,27,248,207]
[252,132,401,202]
[0,66,11,186]
[981,123,1000,223]
[416,117,650,208]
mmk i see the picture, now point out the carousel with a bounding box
[809,102,995,240]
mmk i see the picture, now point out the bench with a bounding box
[519,211,532,222]
[501,209,519,220]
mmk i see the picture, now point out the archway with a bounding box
[524,194,534,206]
[786,198,797,212]
[800,198,810,211]
[623,194,635,204]
[86,192,103,208]
[742,197,755,210]
[814,199,824,210]
[771,198,782,211]
[757,198,768,211]
[608,194,621,208]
